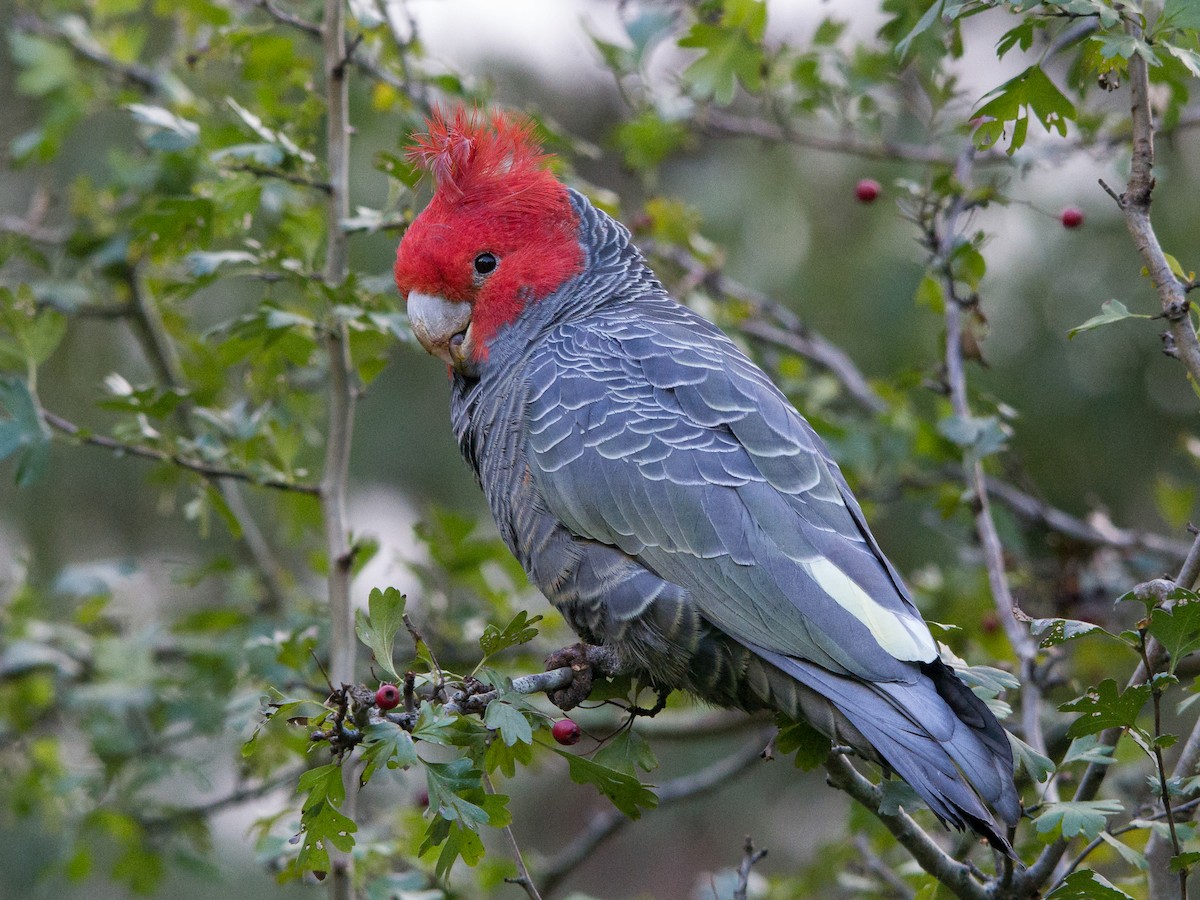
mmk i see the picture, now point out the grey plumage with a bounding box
[448,190,1020,847]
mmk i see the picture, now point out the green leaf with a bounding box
[1099,831,1148,871]
[678,0,768,105]
[0,376,50,487]
[914,272,944,312]
[936,414,1009,458]
[1034,798,1125,840]
[478,610,542,661]
[1149,596,1200,672]
[1061,679,1152,738]
[895,0,944,59]
[186,250,259,277]
[776,717,832,771]
[1009,732,1055,783]
[1068,299,1153,339]
[127,103,200,151]
[286,764,357,880]
[551,746,658,819]
[354,587,406,679]
[1044,869,1134,899]
[878,779,925,816]
[424,758,508,828]
[593,728,658,776]
[1061,734,1116,766]
[971,65,1076,154]
[359,721,418,782]
[483,700,533,748]
[1030,617,1108,648]
[1171,850,1200,872]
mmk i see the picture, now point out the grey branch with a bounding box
[824,753,986,900]
[932,152,1050,780]
[540,732,770,894]
[733,835,768,900]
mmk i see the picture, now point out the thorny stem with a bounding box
[483,773,544,900]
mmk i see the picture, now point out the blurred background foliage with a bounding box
[0,0,1199,898]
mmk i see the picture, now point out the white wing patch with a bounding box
[803,558,937,662]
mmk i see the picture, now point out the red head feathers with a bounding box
[394,107,583,361]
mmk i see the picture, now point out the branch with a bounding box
[1108,22,1200,387]
[733,836,768,900]
[696,109,989,166]
[42,410,320,495]
[253,0,410,92]
[981,474,1192,561]
[540,732,769,894]
[646,241,888,414]
[220,163,332,193]
[824,753,986,900]
[483,773,545,900]
[123,265,292,611]
[15,14,167,95]
[932,152,1050,780]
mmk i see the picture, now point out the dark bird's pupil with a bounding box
[474,253,497,274]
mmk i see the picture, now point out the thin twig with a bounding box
[41,410,320,494]
[221,163,332,193]
[732,835,768,900]
[697,109,990,166]
[853,834,917,900]
[540,733,769,894]
[15,14,167,95]
[484,773,545,900]
[932,151,1051,787]
[123,265,292,610]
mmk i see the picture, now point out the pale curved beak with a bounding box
[407,292,474,372]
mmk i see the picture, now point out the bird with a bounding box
[392,106,1020,850]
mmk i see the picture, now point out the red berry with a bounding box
[980,612,1000,635]
[375,683,401,710]
[1061,206,1084,229]
[855,178,881,203]
[551,718,582,746]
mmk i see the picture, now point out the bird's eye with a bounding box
[473,252,498,275]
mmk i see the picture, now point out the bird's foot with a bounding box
[544,643,622,711]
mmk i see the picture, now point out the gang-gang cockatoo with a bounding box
[393,107,1020,849]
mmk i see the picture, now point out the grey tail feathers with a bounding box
[752,645,1021,854]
